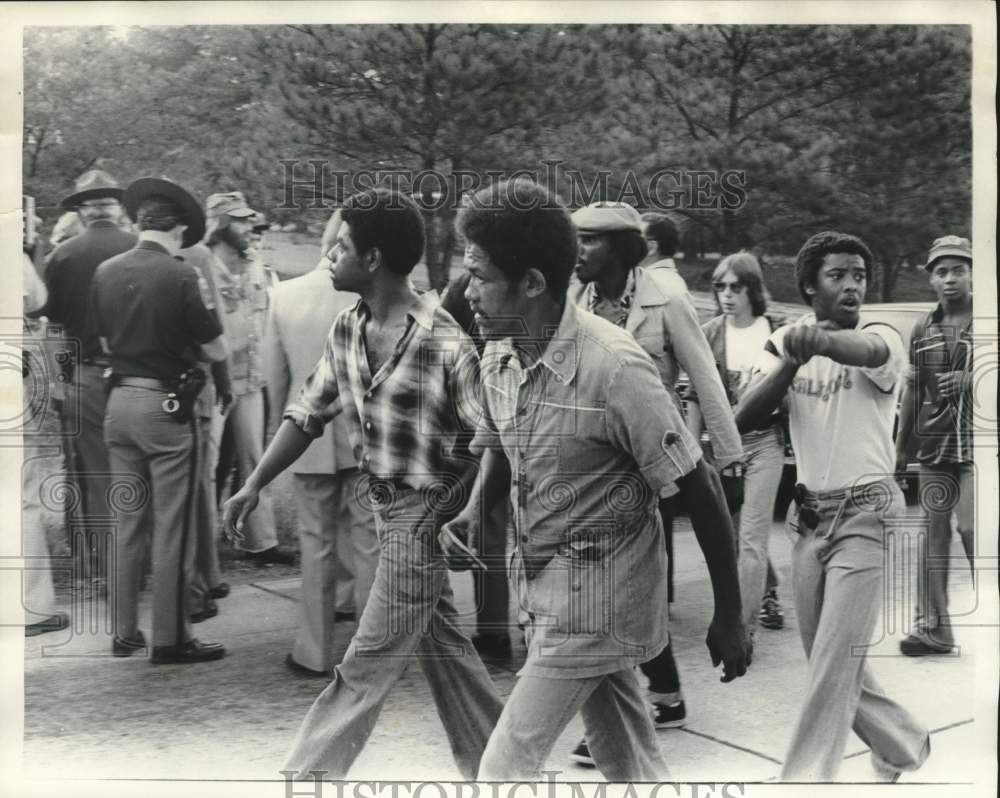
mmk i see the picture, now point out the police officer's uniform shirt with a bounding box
[44,220,137,358]
[90,241,222,381]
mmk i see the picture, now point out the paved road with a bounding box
[17,515,982,789]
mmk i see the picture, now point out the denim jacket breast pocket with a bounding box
[532,522,635,638]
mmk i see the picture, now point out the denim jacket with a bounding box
[472,300,702,678]
[568,265,742,468]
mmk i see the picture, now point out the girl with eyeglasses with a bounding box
[687,252,788,638]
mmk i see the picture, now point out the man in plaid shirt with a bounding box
[223,188,503,779]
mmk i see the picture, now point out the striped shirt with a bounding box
[284,290,482,491]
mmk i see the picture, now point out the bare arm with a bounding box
[246,419,313,492]
[440,447,512,569]
[210,360,232,412]
[784,325,889,369]
[894,368,917,471]
[199,334,228,363]
[222,419,314,537]
[735,358,798,433]
[262,299,291,436]
[675,459,750,681]
[676,459,741,619]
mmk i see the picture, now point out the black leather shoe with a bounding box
[244,546,297,566]
[190,599,218,623]
[112,630,147,657]
[25,612,70,637]
[285,653,328,678]
[208,582,230,599]
[151,639,226,664]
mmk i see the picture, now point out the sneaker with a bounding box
[570,739,595,767]
[652,699,686,728]
[759,589,785,630]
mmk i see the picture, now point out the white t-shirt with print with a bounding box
[725,315,772,400]
[751,321,906,491]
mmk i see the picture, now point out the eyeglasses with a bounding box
[712,281,746,294]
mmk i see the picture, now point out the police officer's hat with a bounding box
[60,169,123,209]
[123,177,206,249]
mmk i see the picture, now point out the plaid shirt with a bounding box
[284,291,482,490]
[907,304,974,464]
[582,267,637,328]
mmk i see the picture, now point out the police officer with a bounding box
[44,169,137,594]
[91,177,229,664]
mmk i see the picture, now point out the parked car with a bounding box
[677,301,935,515]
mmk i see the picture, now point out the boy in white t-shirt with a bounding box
[736,231,929,782]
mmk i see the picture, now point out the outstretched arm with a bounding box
[783,324,889,369]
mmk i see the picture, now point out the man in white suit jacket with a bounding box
[264,212,379,675]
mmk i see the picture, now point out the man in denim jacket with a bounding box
[443,179,750,781]
[566,202,743,740]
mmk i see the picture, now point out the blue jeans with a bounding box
[781,479,929,781]
[478,666,669,781]
[282,487,503,780]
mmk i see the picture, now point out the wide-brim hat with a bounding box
[60,169,123,209]
[123,177,206,249]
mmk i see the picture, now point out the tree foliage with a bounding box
[258,23,611,288]
[23,24,971,298]
[24,26,263,214]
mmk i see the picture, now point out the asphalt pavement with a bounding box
[17,514,984,788]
